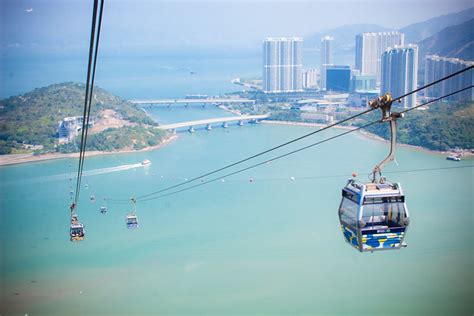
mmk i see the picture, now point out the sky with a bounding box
[1,0,473,56]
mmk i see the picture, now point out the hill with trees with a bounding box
[417,18,474,62]
[0,82,166,154]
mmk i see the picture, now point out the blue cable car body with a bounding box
[338,179,409,252]
[126,213,139,229]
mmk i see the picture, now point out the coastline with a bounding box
[0,135,178,167]
[261,120,473,157]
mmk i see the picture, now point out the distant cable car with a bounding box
[126,213,138,229]
[100,198,108,214]
[70,222,85,242]
[126,198,139,229]
[69,204,85,242]
[338,94,409,252]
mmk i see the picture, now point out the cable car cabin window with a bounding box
[361,198,407,229]
[339,197,358,227]
[71,227,84,236]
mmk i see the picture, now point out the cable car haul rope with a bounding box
[69,0,104,242]
[67,0,472,247]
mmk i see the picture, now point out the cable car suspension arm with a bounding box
[368,93,404,183]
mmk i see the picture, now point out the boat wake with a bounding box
[5,163,146,186]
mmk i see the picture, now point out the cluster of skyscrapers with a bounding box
[262,31,472,105]
[355,32,405,84]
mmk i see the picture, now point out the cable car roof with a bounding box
[344,179,403,198]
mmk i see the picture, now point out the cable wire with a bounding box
[108,67,473,203]
[131,85,473,204]
[73,0,104,206]
[392,66,472,103]
[77,0,105,202]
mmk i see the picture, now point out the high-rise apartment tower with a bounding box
[355,31,405,84]
[425,55,473,101]
[380,45,418,108]
[263,37,303,93]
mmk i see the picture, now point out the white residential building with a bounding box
[263,37,303,93]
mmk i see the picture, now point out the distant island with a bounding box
[0,82,173,163]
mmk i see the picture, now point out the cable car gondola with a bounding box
[70,208,85,241]
[338,94,409,252]
[70,221,85,242]
[126,198,139,229]
[126,213,139,229]
[100,198,108,214]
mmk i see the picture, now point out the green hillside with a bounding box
[417,18,474,62]
[0,82,165,154]
[356,101,474,151]
[401,7,474,43]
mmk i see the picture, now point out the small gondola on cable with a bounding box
[69,203,85,242]
[100,198,107,214]
[126,198,139,229]
[338,94,409,252]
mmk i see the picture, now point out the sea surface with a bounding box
[0,49,351,100]
[1,105,473,315]
[1,52,473,315]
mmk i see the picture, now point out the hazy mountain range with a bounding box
[417,18,474,62]
[304,7,473,63]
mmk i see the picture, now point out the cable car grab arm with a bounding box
[368,93,404,183]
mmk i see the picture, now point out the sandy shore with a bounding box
[261,120,473,157]
[218,105,242,115]
[0,135,178,167]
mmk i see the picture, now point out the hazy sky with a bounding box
[1,0,473,55]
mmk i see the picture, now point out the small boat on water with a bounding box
[141,159,151,166]
[446,154,461,161]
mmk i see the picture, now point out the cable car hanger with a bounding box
[367,93,404,184]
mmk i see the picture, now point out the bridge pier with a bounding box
[206,124,212,131]
[188,126,195,133]
[222,122,228,128]
[169,128,176,134]
[185,103,188,108]
[238,120,244,126]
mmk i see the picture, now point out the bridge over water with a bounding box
[157,114,269,133]
[130,98,255,107]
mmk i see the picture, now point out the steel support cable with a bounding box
[391,65,473,103]
[103,164,474,197]
[108,67,473,203]
[74,0,98,203]
[74,0,104,205]
[130,85,473,204]
[77,0,105,202]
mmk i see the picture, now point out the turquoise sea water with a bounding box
[1,50,473,314]
[1,107,473,315]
